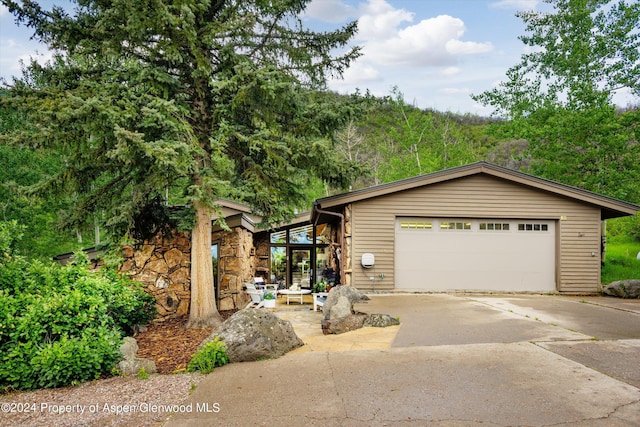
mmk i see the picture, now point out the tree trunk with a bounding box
[186,202,223,328]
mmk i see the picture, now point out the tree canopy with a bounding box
[472,0,640,203]
[0,0,362,325]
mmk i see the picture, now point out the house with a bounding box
[311,162,639,294]
[118,162,638,319]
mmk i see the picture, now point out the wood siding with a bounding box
[349,174,601,293]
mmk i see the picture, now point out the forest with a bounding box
[2,87,639,260]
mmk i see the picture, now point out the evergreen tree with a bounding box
[1,0,360,327]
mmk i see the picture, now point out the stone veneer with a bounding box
[120,226,256,321]
[120,232,192,320]
[213,227,255,311]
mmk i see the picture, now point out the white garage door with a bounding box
[395,218,556,292]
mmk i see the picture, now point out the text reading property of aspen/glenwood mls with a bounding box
[1,401,221,415]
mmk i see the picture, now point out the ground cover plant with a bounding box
[187,337,229,375]
[602,236,640,285]
[0,223,155,391]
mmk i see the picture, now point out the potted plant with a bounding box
[313,280,327,294]
[263,291,276,308]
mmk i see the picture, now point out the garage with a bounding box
[395,218,556,292]
[311,162,639,293]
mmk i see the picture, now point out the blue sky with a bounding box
[0,0,635,114]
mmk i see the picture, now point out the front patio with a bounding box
[266,293,400,353]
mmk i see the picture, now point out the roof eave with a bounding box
[314,161,640,218]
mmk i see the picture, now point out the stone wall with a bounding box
[120,225,256,321]
[214,227,255,311]
[120,231,191,320]
[253,233,271,281]
[344,203,353,286]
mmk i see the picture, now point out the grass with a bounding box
[601,236,640,285]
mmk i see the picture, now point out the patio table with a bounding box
[278,289,311,305]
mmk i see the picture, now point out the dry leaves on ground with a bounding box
[0,310,236,427]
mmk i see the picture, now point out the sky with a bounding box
[0,0,635,115]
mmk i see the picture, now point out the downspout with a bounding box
[313,203,346,286]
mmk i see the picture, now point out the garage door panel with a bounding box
[396,219,555,292]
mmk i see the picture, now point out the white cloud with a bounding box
[331,60,382,86]
[361,13,493,67]
[0,38,53,79]
[439,66,461,77]
[0,5,8,17]
[357,0,414,40]
[446,39,493,55]
[490,0,538,10]
[304,0,358,22]
[439,87,471,94]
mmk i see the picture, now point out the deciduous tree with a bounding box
[472,0,640,202]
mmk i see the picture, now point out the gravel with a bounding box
[0,373,206,426]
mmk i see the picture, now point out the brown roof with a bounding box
[312,162,639,221]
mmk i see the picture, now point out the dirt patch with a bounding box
[135,310,236,374]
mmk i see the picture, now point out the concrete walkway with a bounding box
[167,294,640,426]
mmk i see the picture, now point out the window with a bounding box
[316,223,331,244]
[479,223,510,231]
[440,221,471,230]
[400,220,432,230]
[518,223,549,232]
[289,224,313,244]
[270,230,286,244]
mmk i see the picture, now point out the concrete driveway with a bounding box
[167,294,640,426]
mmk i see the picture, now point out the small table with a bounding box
[279,289,311,304]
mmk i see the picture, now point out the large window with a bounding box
[269,223,332,288]
[270,247,286,283]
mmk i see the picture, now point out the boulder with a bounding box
[329,295,353,319]
[364,313,400,328]
[117,337,157,375]
[322,313,367,335]
[323,285,369,320]
[603,280,640,298]
[204,309,303,362]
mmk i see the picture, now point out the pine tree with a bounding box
[1,0,361,327]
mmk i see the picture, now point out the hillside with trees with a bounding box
[0,0,638,322]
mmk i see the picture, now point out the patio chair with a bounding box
[245,282,263,293]
[246,289,265,309]
[248,279,277,297]
[313,292,329,312]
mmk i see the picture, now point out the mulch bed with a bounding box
[135,310,236,374]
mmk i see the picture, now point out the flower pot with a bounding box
[263,298,276,308]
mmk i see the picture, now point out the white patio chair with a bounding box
[313,292,329,312]
[246,289,265,309]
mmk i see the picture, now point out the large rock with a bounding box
[117,337,157,375]
[323,285,369,321]
[603,280,640,298]
[364,313,400,328]
[322,313,367,335]
[204,309,303,362]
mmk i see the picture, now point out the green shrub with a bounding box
[602,236,640,284]
[0,246,156,391]
[187,338,230,374]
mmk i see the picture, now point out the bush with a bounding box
[0,248,156,391]
[187,338,230,374]
[607,214,640,242]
